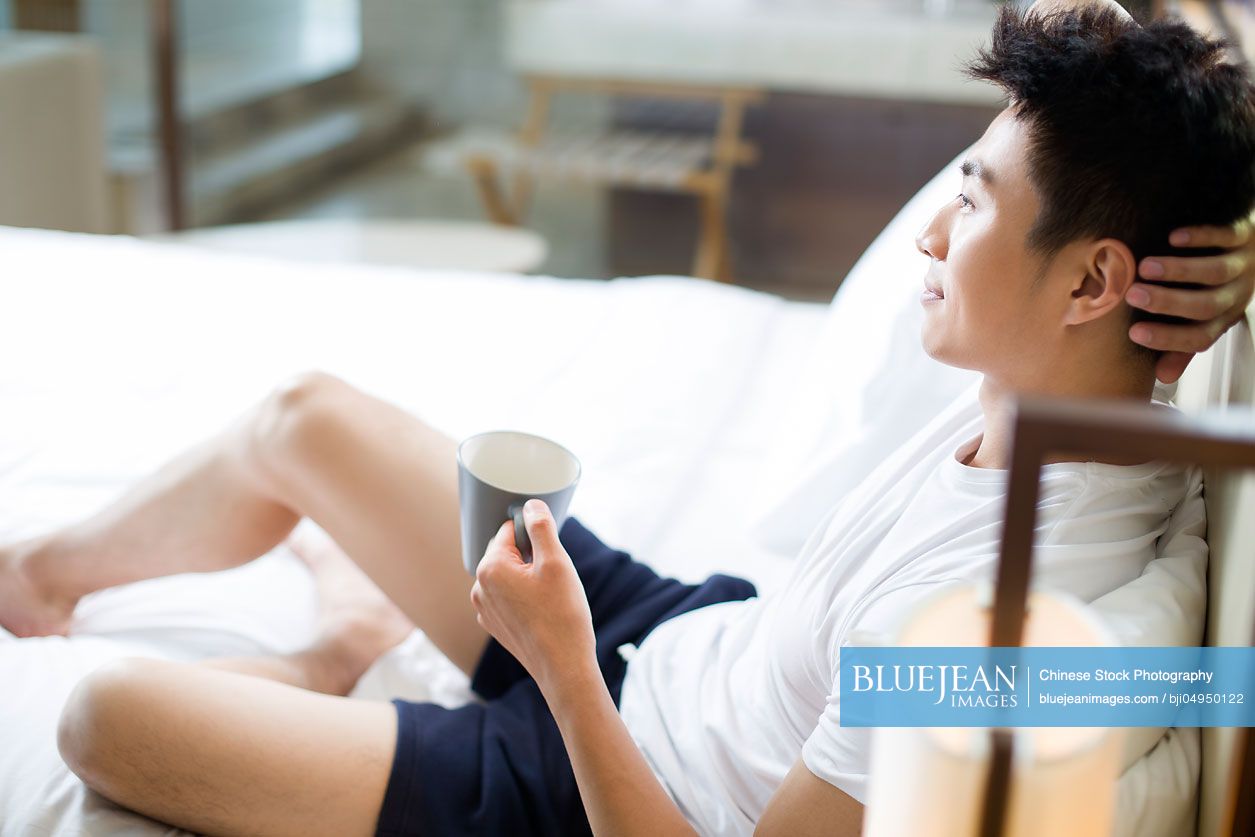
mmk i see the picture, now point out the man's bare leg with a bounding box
[203,527,417,694]
[61,661,398,837]
[59,537,415,837]
[0,370,489,674]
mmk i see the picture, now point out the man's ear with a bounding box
[1062,238,1137,326]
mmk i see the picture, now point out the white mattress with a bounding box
[0,226,826,836]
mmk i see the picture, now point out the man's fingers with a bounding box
[1168,215,1254,250]
[1131,213,1255,385]
[1153,351,1192,386]
[1126,281,1239,320]
[1138,253,1245,286]
[479,521,521,576]
[522,499,565,564]
[491,519,516,550]
[1129,314,1230,355]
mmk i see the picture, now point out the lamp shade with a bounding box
[861,582,1126,837]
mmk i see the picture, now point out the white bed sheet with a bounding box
[0,227,824,836]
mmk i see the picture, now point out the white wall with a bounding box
[360,0,522,130]
[360,0,609,133]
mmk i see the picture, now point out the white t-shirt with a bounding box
[617,385,1206,836]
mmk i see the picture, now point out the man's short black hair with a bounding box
[964,4,1255,355]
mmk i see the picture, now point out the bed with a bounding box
[0,224,824,836]
[0,142,1245,835]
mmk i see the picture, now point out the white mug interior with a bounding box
[461,431,580,494]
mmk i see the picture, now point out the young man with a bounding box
[1,2,1253,835]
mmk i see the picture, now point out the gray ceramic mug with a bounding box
[456,430,581,574]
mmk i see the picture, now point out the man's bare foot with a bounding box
[0,538,77,637]
[287,527,414,694]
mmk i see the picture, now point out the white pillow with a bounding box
[748,144,980,557]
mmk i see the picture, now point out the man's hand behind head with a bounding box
[1127,211,1255,383]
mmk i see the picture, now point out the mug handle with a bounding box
[508,503,533,564]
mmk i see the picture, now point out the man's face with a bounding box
[915,108,1061,379]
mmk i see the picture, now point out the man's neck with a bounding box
[966,362,1157,470]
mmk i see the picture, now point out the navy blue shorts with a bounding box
[374,515,756,837]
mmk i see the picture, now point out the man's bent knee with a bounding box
[269,370,348,416]
[249,370,356,480]
[58,658,171,799]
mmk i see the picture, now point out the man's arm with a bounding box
[471,503,697,836]
[545,664,698,837]
[755,758,865,837]
[548,683,867,837]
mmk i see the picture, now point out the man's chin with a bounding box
[920,327,946,363]
[920,335,977,371]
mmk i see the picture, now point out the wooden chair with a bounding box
[985,300,1255,837]
[464,75,764,282]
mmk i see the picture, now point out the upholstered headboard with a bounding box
[1175,303,1255,837]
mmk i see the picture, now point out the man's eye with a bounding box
[956,193,975,211]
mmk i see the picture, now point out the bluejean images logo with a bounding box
[851,662,1018,708]
[839,647,1255,727]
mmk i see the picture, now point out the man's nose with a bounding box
[915,208,949,261]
